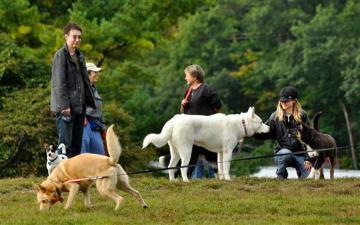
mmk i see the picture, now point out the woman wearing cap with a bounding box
[81,62,106,155]
[254,86,311,179]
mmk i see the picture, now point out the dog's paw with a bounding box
[85,204,95,209]
[307,167,316,179]
[114,197,124,210]
[218,173,224,180]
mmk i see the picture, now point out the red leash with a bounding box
[182,87,193,107]
[63,176,109,184]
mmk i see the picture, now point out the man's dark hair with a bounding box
[63,23,82,35]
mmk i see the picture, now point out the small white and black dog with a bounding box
[44,143,68,175]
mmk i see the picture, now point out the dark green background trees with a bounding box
[0,0,358,177]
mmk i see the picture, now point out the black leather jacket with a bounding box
[254,110,309,157]
[50,44,95,113]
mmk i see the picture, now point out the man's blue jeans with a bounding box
[56,112,85,157]
[274,148,309,179]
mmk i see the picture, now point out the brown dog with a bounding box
[35,125,148,210]
[300,112,337,179]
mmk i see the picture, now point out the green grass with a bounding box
[0,176,359,225]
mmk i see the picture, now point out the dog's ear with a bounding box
[33,183,46,192]
[247,106,255,118]
[43,143,49,151]
[297,123,304,132]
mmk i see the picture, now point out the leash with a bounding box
[122,145,349,176]
[62,145,351,181]
[229,145,344,163]
[63,175,110,184]
[61,166,198,183]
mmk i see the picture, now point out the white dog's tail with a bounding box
[106,124,122,166]
[142,121,173,149]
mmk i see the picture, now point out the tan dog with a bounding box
[35,125,148,210]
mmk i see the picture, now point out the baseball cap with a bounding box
[86,62,102,72]
[279,86,298,102]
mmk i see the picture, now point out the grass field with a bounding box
[0,176,359,225]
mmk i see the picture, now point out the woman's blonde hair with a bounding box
[276,100,303,140]
[275,100,302,123]
[184,64,205,83]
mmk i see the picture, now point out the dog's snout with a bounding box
[39,203,52,211]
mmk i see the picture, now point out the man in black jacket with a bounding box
[50,23,96,157]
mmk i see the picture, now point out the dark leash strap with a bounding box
[65,145,350,179]
[122,145,349,176]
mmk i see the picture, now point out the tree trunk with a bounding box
[341,103,357,170]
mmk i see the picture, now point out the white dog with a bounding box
[45,143,68,175]
[142,107,269,182]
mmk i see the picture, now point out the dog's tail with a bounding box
[142,121,173,149]
[58,143,66,155]
[106,124,122,166]
[312,111,323,131]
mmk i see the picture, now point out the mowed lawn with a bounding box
[0,176,359,225]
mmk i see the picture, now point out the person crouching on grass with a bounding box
[254,86,312,179]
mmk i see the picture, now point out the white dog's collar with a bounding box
[241,119,248,136]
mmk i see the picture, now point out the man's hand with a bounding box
[61,108,71,116]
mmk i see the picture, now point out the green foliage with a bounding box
[0,87,54,177]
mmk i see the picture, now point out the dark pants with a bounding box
[56,112,85,158]
[191,145,217,178]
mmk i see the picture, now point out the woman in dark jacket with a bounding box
[181,64,222,178]
[254,86,311,179]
